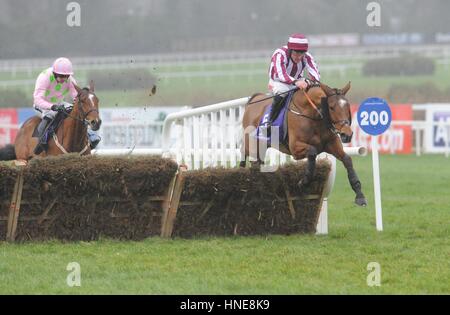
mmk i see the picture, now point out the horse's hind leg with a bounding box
[239,132,249,168]
[239,151,247,168]
[238,137,264,169]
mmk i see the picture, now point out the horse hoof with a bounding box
[355,197,367,207]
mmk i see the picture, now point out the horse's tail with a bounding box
[0,144,16,161]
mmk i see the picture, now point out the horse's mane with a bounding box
[78,87,90,95]
[320,97,332,128]
[305,80,321,92]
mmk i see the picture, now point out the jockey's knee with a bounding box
[43,110,57,120]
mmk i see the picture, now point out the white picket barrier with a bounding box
[95,97,367,234]
[1,96,368,234]
[157,97,367,234]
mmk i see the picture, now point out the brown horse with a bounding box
[240,82,367,206]
[0,81,101,162]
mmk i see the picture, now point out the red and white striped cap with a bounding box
[287,33,309,51]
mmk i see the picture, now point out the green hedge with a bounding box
[0,89,31,108]
[385,82,450,103]
[87,68,157,90]
[362,54,435,76]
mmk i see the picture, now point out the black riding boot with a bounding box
[266,95,284,137]
[34,116,52,155]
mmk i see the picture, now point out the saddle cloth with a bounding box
[255,90,294,146]
[32,111,67,148]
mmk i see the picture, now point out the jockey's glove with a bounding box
[51,104,67,112]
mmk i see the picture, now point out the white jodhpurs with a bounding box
[268,79,295,95]
[33,102,73,119]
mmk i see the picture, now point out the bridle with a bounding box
[323,91,352,134]
[65,90,99,124]
[52,90,98,155]
[289,88,352,135]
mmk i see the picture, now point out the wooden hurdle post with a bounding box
[160,165,187,238]
[6,165,25,242]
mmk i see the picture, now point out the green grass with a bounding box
[0,154,449,294]
[92,63,450,107]
[2,57,450,107]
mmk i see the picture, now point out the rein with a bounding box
[53,91,97,154]
[289,89,351,135]
[302,90,323,119]
[247,79,318,105]
[247,88,295,105]
[64,95,98,123]
[289,89,323,120]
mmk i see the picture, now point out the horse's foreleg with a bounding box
[342,154,367,206]
[292,142,317,189]
[325,138,367,206]
[301,146,318,188]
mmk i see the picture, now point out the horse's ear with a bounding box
[89,80,95,92]
[341,81,351,95]
[73,83,82,94]
[319,82,335,97]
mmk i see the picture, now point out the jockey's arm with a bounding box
[33,73,53,110]
[272,52,295,85]
[294,79,308,90]
[304,53,320,82]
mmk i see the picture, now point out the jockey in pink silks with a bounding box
[266,33,321,127]
[33,57,100,154]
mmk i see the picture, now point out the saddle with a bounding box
[255,90,295,146]
[32,111,67,152]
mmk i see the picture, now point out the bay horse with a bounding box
[240,82,367,206]
[0,81,101,162]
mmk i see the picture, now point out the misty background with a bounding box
[1,0,450,108]
[1,0,449,58]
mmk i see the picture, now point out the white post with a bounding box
[316,152,336,235]
[193,116,200,169]
[211,112,218,167]
[371,136,383,231]
[415,127,421,156]
[446,124,450,158]
[219,109,226,166]
[317,198,328,234]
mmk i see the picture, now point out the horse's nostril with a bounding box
[90,119,101,131]
[340,133,352,143]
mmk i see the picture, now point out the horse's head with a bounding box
[73,81,102,131]
[320,82,353,143]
